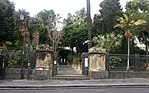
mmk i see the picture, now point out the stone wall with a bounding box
[4,68,29,79]
[34,70,52,80]
[109,71,149,79]
[3,68,149,79]
[4,68,52,80]
[89,71,108,79]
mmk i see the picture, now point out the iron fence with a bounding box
[0,48,36,79]
[106,54,149,71]
[0,54,5,79]
[0,48,36,68]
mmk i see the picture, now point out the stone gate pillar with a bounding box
[34,50,53,79]
[88,47,108,79]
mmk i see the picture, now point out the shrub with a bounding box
[109,56,122,69]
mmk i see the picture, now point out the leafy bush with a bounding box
[67,54,77,62]
[109,56,122,69]
[6,50,22,68]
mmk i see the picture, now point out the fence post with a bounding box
[81,52,89,76]
[135,54,140,71]
[134,54,137,71]
[106,53,110,71]
[0,54,5,80]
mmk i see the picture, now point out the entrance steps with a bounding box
[52,75,90,80]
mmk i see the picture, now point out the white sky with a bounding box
[11,0,131,19]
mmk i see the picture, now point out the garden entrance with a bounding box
[56,54,82,75]
[53,52,89,76]
[52,52,89,80]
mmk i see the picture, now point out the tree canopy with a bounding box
[0,0,18,47]
[93,0,122,35]
[1,0,149,56]
[62,8,88,54]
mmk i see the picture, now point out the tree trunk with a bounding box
[126,38,130,71]
[71,46,74,54]
[145,38,148,64]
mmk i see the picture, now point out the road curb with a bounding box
[1,84,149,89]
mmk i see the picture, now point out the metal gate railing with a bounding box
[0,54,5,79]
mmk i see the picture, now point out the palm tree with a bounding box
[17,9,30,45]
[115,14,146,71]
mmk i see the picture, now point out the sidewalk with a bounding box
[0,78,149,88]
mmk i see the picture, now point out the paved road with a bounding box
[0,88,149,93]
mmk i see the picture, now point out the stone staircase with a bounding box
[52,74,90,80]
[53,65,89,80]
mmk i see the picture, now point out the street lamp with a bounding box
[20,14,25,20]
[20,13,25,79]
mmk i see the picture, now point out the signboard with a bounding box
[85,58,88,67]
[54,60,57,64]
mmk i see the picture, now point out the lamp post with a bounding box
[86,0,92,50]
[85,0,92,76]
[20,14,25,79]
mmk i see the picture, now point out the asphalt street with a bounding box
[0,88,149,93]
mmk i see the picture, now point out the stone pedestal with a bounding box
[88,47,108,79]
[89,71,108,79]
[35,50,53,70]
[35,50,53,79]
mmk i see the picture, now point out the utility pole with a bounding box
[85,0,92,76]
[86,0,92,50]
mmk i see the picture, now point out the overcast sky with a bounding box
[11,0,131,19]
